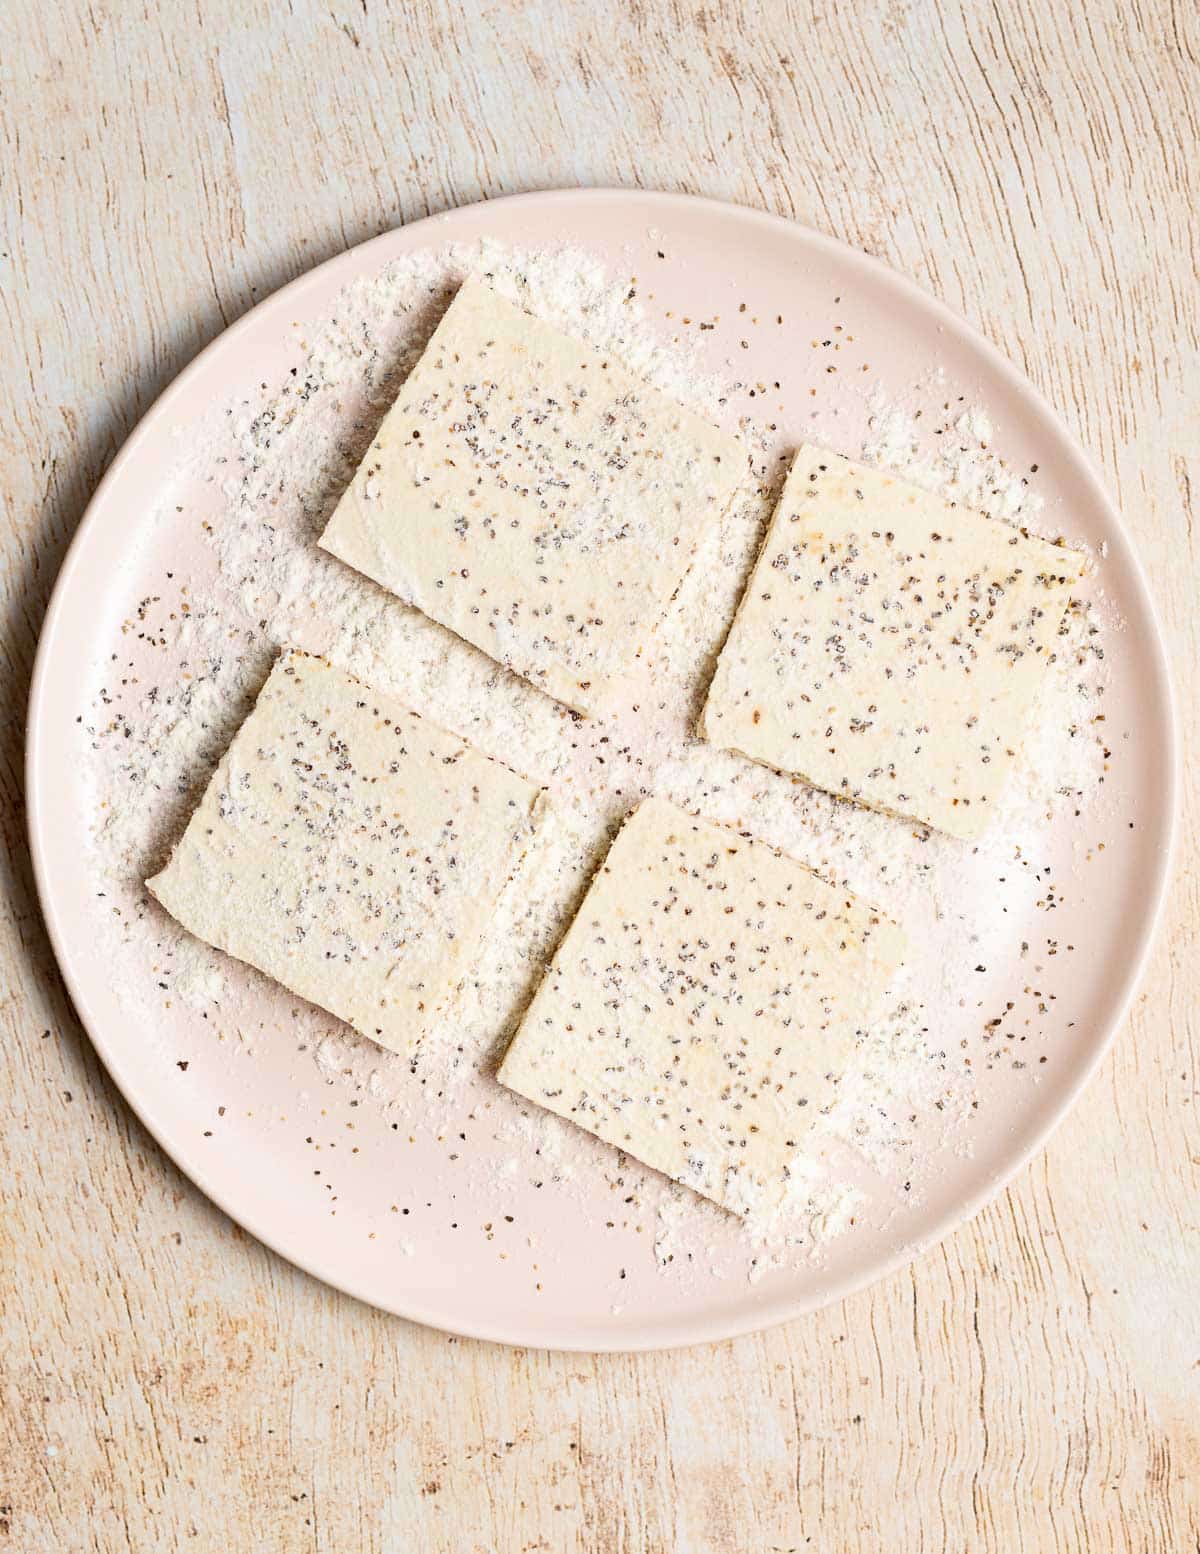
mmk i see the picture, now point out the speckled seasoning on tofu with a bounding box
[318,278,746,715]
[147,647,545,1055]
[498,796,907,1215]
[699,443,1088,840]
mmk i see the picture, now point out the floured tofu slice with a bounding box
[147,648,544,1055]
[318,278,745,716]
[498,797,905,1215]
[700,444,1087,840]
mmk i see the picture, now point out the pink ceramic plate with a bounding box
[27,191,1176,1349]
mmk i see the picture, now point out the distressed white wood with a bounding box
[1,1,1197,1548]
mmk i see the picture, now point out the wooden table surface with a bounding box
[3,2,1197,1549]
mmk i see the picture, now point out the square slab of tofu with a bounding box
[498,797,905,1215]
[147,649,543,1055]
[318,279,745,715]
[700,444,1086,839]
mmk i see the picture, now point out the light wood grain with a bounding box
[2,1,1198,1549]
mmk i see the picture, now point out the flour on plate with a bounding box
[81,239,1110,1273]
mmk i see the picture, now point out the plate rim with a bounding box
[26,187,1181,1351]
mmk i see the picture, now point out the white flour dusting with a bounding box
[81,238,1110,1276]
[864,378,1042,526]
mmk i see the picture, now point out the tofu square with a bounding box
[498,797,905,1214]
[147,649,543,1055]
[318,279,745,715]
[700,445,1087,839]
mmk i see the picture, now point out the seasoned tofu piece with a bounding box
[701,444,1086,839]
[148,648,543,1054]
[499,797,905,1214]
[319,279,745,714]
